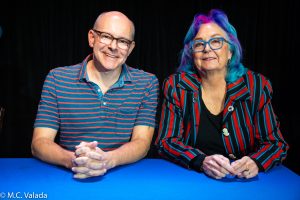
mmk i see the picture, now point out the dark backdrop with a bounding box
[0,0,299,174]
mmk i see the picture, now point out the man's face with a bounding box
[88,13,135,72]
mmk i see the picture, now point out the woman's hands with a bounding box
[231,156,259,179]
[202,155,258,179]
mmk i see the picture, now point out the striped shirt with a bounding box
[34,54,159,151]
[155,69,289,171]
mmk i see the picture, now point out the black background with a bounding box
[0,0,299,174]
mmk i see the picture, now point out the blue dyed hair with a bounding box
[178,9,245,82]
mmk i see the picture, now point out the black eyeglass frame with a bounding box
[92,29,134,50]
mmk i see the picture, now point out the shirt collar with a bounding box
[78,54,92,82]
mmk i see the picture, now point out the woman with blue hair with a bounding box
[155,9,288,179]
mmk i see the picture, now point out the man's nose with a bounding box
[108,39,118,49]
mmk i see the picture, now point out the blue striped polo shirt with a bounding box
[34,54,159,151]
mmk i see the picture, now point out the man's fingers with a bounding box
[87,160,104,170]
[72,167,106,178]
[75,141,98,149]
[75,142,88,149]
[87,169,107,176]
[72,166,90,173]
[73,173,91,179]
[73,156,89,166]
[87,151,103,160]
[75,147,90,156]
[73,169,107,179]
[95,147,105,154]
[86,141,98,148]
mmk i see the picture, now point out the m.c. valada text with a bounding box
[7,192,47,199]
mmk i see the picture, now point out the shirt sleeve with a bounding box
[189,155,206,172]
[34,70,59,130]
[134,74,159,128]
[249,77,289,171]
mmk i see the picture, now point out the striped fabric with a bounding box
[34,55,159,151]
[155,69,288,171]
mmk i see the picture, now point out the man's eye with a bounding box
[101,34,112,39]
[119,39,130,45]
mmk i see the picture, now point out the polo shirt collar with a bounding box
[78,54,92,82]
[122,64,133,82]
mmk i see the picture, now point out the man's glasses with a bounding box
[191,37,230,53]
[92,29,133,50]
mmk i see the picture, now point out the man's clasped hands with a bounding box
[71,141,114,179]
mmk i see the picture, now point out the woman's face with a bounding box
[192,22,232,73]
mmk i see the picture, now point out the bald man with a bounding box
[32,11,159,179]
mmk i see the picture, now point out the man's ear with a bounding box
[88,30,96,48]
[127,41,135,55]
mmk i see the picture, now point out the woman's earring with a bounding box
[227,58,231,66]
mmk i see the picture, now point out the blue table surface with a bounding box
[0,158,299,200]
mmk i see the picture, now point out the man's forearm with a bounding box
[107,138,150,168]
[31,138,75,168]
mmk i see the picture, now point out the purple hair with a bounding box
[178,9,245,82]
